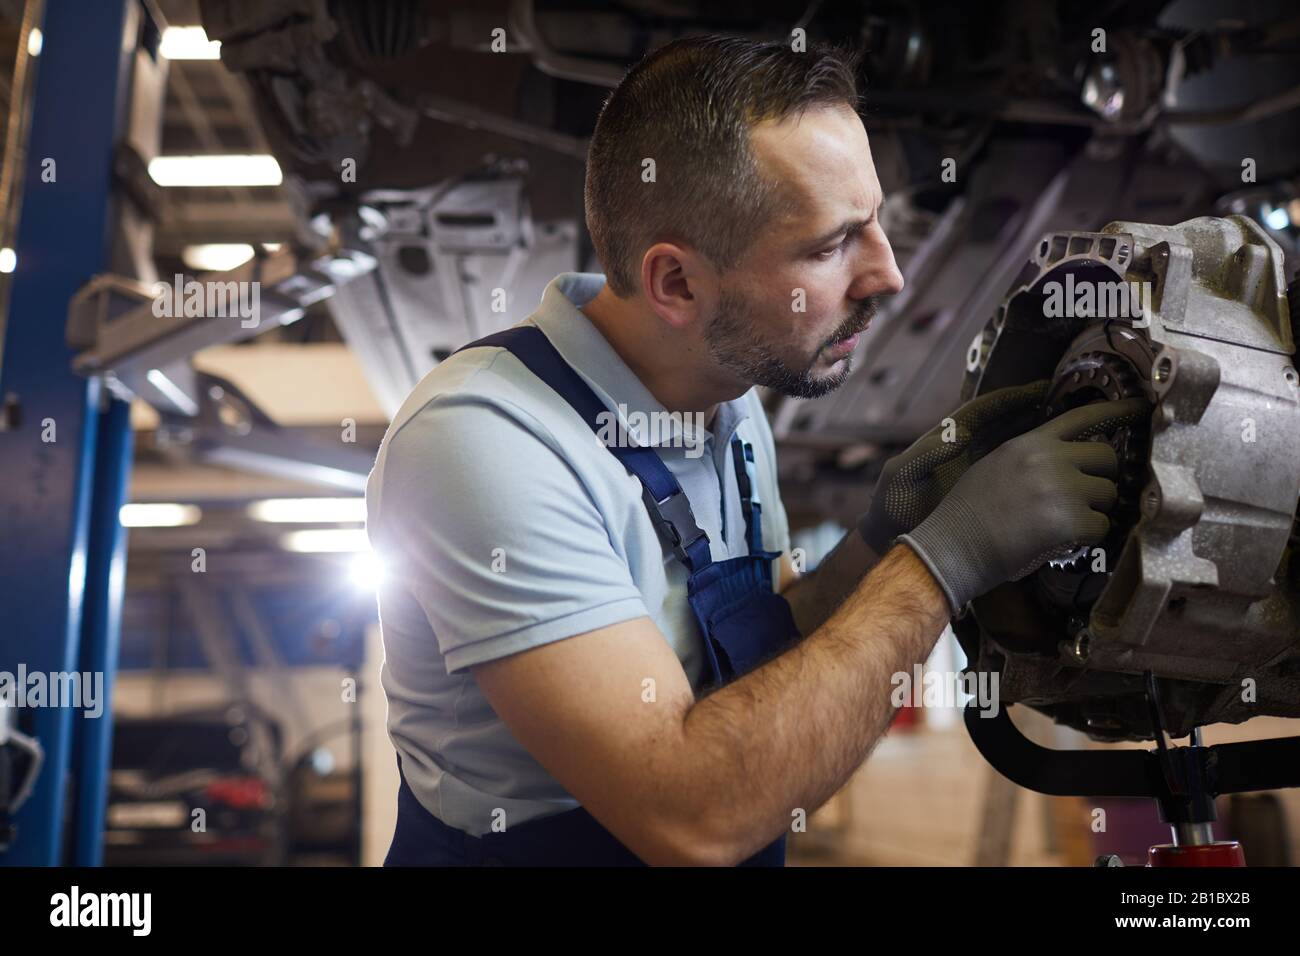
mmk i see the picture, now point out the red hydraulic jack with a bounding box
[1139,722,1245,868]
[964,671,1300,867]
[1140,672,1243,868]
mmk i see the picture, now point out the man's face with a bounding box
[703,104,904,399]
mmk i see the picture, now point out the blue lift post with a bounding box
[70,395,134,866]
[0,0,138,865]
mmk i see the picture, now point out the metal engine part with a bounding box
[958,215,1300,741]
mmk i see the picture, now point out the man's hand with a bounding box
[857,381,1050,555]
[899,397,1150,614]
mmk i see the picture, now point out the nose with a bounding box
[850,230,905,300]
[880,246,905,295]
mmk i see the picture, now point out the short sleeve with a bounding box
[371,396,650,673]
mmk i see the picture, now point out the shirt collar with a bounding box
[530,272,752,451]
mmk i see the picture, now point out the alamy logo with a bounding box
[50,886,151,936]
[890,665,1000,718]
[152,273,261,328]
[595,404,707,459]
[1042,273,1151,323]
[0,666,104,717]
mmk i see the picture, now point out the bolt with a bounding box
[1143,487,1161,516]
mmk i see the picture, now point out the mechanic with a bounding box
[367,35,1145,866]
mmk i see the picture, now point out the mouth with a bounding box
[820,300,877,362]
[823,315,871,359]
[824,333,861,360]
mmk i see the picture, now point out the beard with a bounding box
[704,288,878,399]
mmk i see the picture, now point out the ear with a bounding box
[641,241,716,332]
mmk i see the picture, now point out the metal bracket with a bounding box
[964,702,1300,824]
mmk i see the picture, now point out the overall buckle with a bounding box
[642,487,707,565]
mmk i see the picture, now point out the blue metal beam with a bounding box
[70,396,134,866]
[0,0,135,865]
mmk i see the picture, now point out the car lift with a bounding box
[0,0,374,866]
[0,0,143,867]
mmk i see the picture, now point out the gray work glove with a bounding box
[898,398,1150,615]
[857,381,1050,556]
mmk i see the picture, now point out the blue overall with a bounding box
[384,324,803,866]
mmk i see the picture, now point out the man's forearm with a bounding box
[781,526,886,636]
[679,544,950,863]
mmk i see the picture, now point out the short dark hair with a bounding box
[584,35,864,298]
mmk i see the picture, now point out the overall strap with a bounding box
[454,325,715,573]
[730,436,765,554]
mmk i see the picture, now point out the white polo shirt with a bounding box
[366,272,790,836]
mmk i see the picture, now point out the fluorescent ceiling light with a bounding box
[181,243,254,272]
[148,154,282,187]
[160,26,221,60]
[249,498,367,524]
[281,528,371,553]
[120,503,202,527]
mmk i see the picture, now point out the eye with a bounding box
[813,222,870,260]
[814,234,850,260]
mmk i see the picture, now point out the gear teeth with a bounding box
[1047,544,1091,569]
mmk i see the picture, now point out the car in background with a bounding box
[104,707,286,866]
